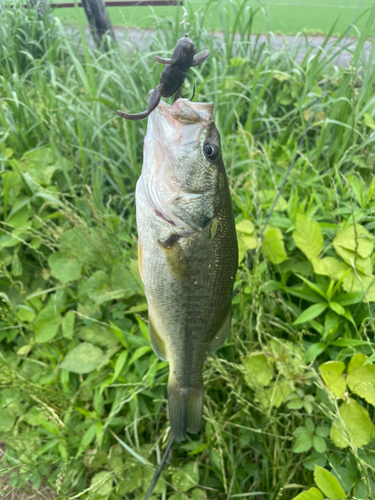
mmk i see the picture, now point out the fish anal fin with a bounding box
[158,235,190,282]
[208,312,231,355]
[149,314,168,361]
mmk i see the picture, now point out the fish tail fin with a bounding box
[168,382,204,441]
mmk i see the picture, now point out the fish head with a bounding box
[142,98,222,228]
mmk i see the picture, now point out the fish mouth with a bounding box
[169,98,214,124]
[147,98,214,153]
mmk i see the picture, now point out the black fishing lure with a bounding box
[117,36,209,121]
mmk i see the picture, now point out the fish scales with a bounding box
[136,97,238,441]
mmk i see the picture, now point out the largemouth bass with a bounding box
[136,97,238,441]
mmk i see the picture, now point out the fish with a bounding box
[136,97,238,441]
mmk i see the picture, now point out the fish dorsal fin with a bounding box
[149,313,168,361]
[208,311,231,355]
[158,235,190,281]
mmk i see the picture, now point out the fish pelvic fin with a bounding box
[148,313,168,362]
[168,382,204,441]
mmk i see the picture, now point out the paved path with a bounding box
[66,26,372,67]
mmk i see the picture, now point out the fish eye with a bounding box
[204,142,220,160]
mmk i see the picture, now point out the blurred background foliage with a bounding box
[1,1,375,499]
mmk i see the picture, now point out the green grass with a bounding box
[50,0,373,36]
[1,1,375,499]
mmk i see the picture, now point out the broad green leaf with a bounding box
[330,399,375,448]
[303,451,327,471]
[240,235,258,250]
[83,449,108,468]
[60,342,104,374]
[342,270,375,301]
[364,113,375,130]
[48,252,81,283]
[117,464,153,494]
[295,275,326,299]
[328,302,345,316]
[35,302,62,343]
[78,325,119,348]
[111,263,140,299]
[238,232,258,263]
[0,408,16,432]
[292,214,323,261]
[286,285,325,303]
[263,379,293,408]
[81,268,138,304]
[312,436,327,454]
[243,353,273,387]
[21,147,62,185]
[319,361,346,397]
[112,350,128,383]
[334,292,364,306]
[108,444,124,471]
[90,471,113,496]
[260,280,283,293]
[80,271,113,303]
[191,489,206,500]
[293,303,328,325]
[11,254,23,276]
[305,418,315,433]
[293,433,313,453]
[17,305,35,323]
[263,226,287,264]
[311,257,348,281]
[313,466,346,499]
[171,463,199,492]
[292,487,324,500]
[236,220,255,234]
[334,247,372,276]
[347,359,375,406]
[316,426,330,438]
[304,343,326,363]
[331,338,368,347]
[62,311,75,339]
[127,346,153,366]
[347,353,366,374]
[333,224,373,259]
[169,494,190,500]
[77,423,97,455]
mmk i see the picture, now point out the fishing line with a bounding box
[249,0,365,265]
[144,436,175,500]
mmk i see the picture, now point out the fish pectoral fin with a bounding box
[208,311,231,355]
[149,314,168,361]
[173,195,214,231]
[158,235,190,282]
